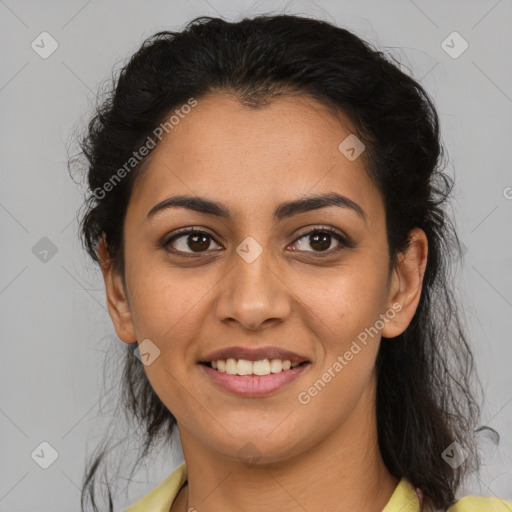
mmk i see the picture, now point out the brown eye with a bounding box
[290,227,348,254]
[164,229,222,254]
[163,226,350,257]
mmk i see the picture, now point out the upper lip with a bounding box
[200,346,310,365]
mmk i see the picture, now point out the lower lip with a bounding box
[200,363,310,397]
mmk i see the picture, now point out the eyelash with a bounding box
[162,226,351,258]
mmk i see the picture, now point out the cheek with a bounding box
[123,260,208,379]
[288,256,387,404]
[294,280,383,433]
[289,256,389,346]
[126,255,214,342]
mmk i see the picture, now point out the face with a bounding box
[100,92,427,466]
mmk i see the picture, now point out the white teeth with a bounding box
[210,358,302,376]
[225,358,237,375]
[236,359,253,375]
[269,358,283,373]
[253,359,271,375]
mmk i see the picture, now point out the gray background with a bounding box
[1,0,511,510]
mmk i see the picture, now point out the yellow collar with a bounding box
[124,461,512,511]
[124,462,420,511]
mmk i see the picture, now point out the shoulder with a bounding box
[124,461,188,512]
[447,495,512,511]
[383,478,511,512]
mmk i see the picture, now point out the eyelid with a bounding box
[162,225,352,256]
[162,226,223,253]
[290,225,351,254]
[293,224,350,244]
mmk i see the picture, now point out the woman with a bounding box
[73,13,512,512]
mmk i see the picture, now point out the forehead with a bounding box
[128,92,384,230]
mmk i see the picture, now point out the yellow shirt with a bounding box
[124,461,512,512]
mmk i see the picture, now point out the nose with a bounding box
[214,243,292,331]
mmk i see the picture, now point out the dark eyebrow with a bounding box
[146,192,367,223]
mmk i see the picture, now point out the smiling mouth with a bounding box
[199,356,311,397]
[200,358,310,376]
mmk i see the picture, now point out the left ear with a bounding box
[381,227,428,338]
